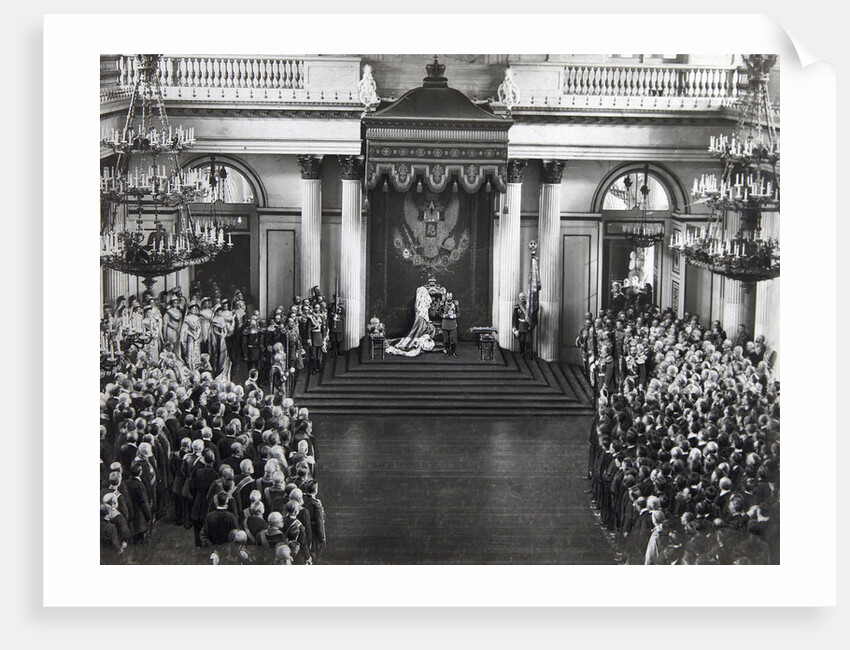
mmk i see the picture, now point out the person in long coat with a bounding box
[125,463,153,544]
[187,450,220,546]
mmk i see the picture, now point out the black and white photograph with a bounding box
[96,51,781,567]
[32,11,840,618]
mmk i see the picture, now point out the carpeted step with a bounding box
[310,377,565,397]
[293,344,591,416]
[562,364,594,404]
[547,362,581,402]
[298,407,595,417]
[295,397,587,411]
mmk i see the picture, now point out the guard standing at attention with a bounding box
[241,314,265,375]
[512,291,534,360]
[328,294,344,357]
[440,292,459,358]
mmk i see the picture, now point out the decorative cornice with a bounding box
[163,107,363,120]
[189,140,362,156]
[367,143,507,164]
[506,159,528,183]
[362,117,512,132]
[365,127,508,142]
[297,155,323,180]
[338,155,365,180]
[508,144,714,163]
[540,160,566,184]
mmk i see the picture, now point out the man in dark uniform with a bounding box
[265,311,284,370]
[576,312,596,384]
[440,292,459,358]
[328,294,344,357]
[302,480,326,562]
[241,314,265,375]
[512,291,534,360]
[613,319,627,389]
[284,315,306,389]
[735,323,752,349]
[311,285,326,310]
[298,300,312,347]
[610,281,626,315]
[307,303,328,374]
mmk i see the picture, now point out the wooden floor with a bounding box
[314,413,616,564]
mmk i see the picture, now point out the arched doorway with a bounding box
[596,165,677,310]
[184,156,262,310]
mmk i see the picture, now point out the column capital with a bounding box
[338,155,365,181]
[540,160,566,184]
[506,159,528,183]
[297,155,323,180]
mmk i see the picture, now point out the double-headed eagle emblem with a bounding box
[393,189,469,274]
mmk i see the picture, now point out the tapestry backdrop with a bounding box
[368,186,492,338]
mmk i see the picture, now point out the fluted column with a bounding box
[339,156,364,350]
[359,204,368,342]
[103,269,128,308]
[297,155,323,296]
[537,160,565,361]
[497,160,526,350]
[754,211,780,373]
[721,211,756,338]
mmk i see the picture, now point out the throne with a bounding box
[425,277,448,349]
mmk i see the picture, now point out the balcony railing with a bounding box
[509,62,741,111]
[101,55,363,107]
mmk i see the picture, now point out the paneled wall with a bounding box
[559,218,601,363]
[258,212,299,315]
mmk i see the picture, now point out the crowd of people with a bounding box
[577,288,780,565]
[100,285,337,565]
[101,282,345,398]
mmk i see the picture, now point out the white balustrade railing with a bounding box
[560,63,738,98]
[510,62,741,110]
[102,55,362,105]
[118,55,307,90]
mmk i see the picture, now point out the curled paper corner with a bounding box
[760,13,829,71]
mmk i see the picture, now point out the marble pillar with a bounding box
[536,160,565,361]
[721,211,756,338]
[497,160,526,350]
[297,155,323,296]
[339,156,365,350]
[754,211,780,374]
[103,269,129,307]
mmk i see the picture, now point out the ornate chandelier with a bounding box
[671,54,780,292]
[100,54,230,290]
[622,167,665,248]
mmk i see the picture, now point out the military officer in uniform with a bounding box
[285,315,306,389]
[512,291,534,360]
[265,310,285,370]
[307,303,328,374]
[298,299,312,346]
[440,292,459,358]
[576,312,596,384]
[328,294,344,357]
[241,313,265,375]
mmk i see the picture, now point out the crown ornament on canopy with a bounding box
[423,55,448,87]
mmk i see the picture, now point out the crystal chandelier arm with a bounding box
[122,76,141,138]
[154,75,172,134]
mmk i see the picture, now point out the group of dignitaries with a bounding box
[578,300,780,565]
[99,306,331,565]
[101,282,345,398]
